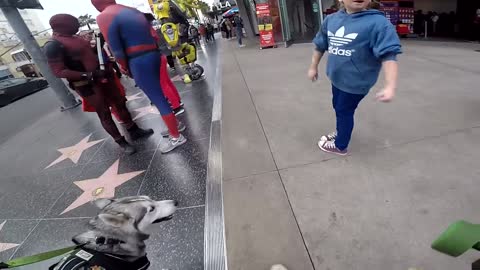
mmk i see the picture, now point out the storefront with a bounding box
[238,0,476,45]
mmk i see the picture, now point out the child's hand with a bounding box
[376,87,396,102]
[308,67,318,81]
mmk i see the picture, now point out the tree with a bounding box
[78,14,96,30]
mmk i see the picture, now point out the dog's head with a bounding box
[92,196,178,233]
[73,196,177,249]
[90,196,178,233]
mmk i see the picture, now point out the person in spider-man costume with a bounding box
[92,0,187,154]
[44,14,154,155]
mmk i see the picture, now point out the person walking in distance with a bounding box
[44,14,154,155]
[225,18,233,40]
[233,14,245,47]
[189,24,200,46]
[199,23,207,43]
[308,0,402,155]
[92,0,187,154]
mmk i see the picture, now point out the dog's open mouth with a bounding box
[153,215,174,223]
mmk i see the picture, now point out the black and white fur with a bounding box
[51,196,177,270]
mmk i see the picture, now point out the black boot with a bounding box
[116,137,137,155]
[128,124,154,141]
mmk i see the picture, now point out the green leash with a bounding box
[0,245,81,269]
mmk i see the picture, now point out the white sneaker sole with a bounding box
[317,140,348,156]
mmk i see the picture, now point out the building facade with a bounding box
[238,0,477,45]
[0,9,49,79]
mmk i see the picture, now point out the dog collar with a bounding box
[95,236,126,245]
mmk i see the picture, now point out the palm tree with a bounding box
[78,14,96,30]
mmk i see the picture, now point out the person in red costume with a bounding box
[92,0,187,154]
[44,14,154,155]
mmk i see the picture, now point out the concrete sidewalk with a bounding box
[222,39,480,270]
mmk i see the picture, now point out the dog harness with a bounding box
[49,248,150,270]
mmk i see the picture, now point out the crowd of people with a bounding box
[44,0,191,155]
[219,14,245,47]
[413,10,458,37]
[414,8,480,41]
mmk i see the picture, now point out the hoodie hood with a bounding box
[337,8,385,17]
[91,0,116,12]
[49,14,80,36]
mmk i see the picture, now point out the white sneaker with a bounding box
[318,140,348,156]
[271,265,288,270]
[239,44,246,48]
[320,131,337,142]
[160,134,187,154]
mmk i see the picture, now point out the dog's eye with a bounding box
[149,206,155,212]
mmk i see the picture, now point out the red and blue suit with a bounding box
[92,0,180,138]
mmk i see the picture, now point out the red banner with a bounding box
[256,3,276,48]
[256,3,270,16]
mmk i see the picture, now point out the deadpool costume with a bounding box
[92,0,187,154]
[44,14,153,154]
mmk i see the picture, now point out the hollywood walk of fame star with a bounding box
[126,92,144,102]
[132,105,160,121]
[45,134,105,169]
[0,221,19,254]
[61,159,145,215]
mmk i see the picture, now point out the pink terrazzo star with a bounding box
[61,159,145,215]
[133,105,160,120]
[45,134,105,169]
[0,221,19,253]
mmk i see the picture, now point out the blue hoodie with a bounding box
[313,9,402,95]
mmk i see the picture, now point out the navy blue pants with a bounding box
[129,51,172,116]
[236,28,243,45]
[332,85,365,150]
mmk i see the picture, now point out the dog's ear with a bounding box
[93,198,113,209]
[98,213,128,227]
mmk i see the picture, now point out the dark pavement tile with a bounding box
[147,206,204,270]
[11,218,90,270]
[178,87,213,141]
[0,220,39,263]
[87,138,126,165]
[141,139,208,208]
[46,152,155,218]
[12,207,204,270]
[0,166,85,220]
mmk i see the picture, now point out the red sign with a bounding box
[256,3,270,17]
[259,30,275,47]
[256,3,276,48]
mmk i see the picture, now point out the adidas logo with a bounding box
[328,26,358,47]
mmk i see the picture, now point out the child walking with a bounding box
[308,0,402,155]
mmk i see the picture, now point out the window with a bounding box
[12,52,29,62]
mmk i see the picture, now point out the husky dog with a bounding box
[50,196,177,270]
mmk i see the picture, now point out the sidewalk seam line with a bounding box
[232,46,316,270]
[136,145,159,196]
[271,124,480,173]
[7,162,91,261]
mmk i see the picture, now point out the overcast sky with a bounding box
[35,0,215,31]
[35,0,154,31]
